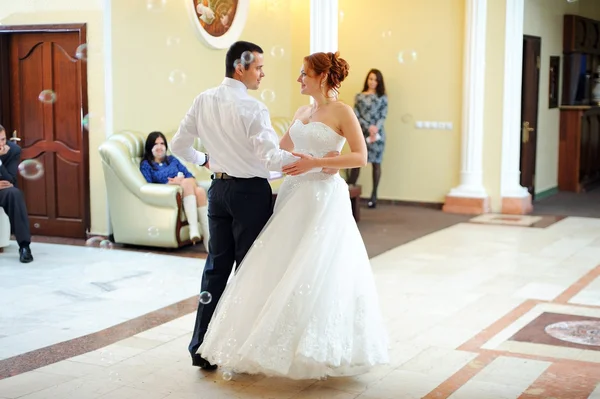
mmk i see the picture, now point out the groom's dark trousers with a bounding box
[188,174,273,358]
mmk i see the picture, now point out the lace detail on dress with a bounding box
[289,120,346,158]
[277,172,345,199]
[203,287,387,379]
[275,120,348,197]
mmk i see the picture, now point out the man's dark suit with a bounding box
[0,141,32,250]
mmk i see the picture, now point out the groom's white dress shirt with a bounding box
[171,77,298,179]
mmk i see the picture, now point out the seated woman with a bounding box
[140,131,210,251]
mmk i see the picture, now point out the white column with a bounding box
[103,0,113,140]
[500,0,529,198]
[310,0,338,54]
[447,0,488,198]
[104,0,114,235]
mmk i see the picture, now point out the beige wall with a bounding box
[7,0,596,228]
[289,0,311,114]
[110,0,301,134]
[337,0,464,204]
[0,0,108,234]
[524,0,600,194]
[1,0,310,236]
[109,0,309,235]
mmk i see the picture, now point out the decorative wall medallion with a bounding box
[187,0,249,49]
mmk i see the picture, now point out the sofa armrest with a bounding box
[139,183,182,208]
[100,139,184,208]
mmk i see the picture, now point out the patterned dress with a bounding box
[354,93,388,164]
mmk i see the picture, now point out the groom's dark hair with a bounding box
[225,41,263,78]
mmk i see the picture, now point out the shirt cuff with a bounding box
[281,151,300,166]
[195,151,207,166]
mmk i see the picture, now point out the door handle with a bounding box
[522,122,534,143]
[9,130,21,142]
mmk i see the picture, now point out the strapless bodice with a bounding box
[289,120,346,158]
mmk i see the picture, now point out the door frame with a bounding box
[520,34,541,198]
[0,23,91,236]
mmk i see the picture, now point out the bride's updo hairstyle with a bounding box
[303,51,350,94]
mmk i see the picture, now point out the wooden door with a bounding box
[7,30,89,238]
[520,35,541,196]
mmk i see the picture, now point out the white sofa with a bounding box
[0,208,10,251]
[98,131,213,248]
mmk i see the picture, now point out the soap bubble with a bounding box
[168,70,187,85]
[199,291,212,304]
[166,36,181,47]
[260,90,276,102]
[82,114,90,130]
[398,50,418,64]
[298,284,311,296]
[99,240,113,250]
[86,236,105,248]
[270,46,285,58]
[241,51,254,65]
[18,160,44,180]
[401,114,414,124]
[38,90,56,104]
[146,0,167,11]
[75,44,88,61]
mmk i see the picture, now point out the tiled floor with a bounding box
[28,202,473,259]
[469,214,543,227]
[0,243,204,362]
[1,215,600,398]
[533,188,600,219]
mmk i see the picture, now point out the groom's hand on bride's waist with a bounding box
[282,151,340,176]
[282,152,316,176]
[322,151,340,175]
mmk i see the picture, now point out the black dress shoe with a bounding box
[19,247,33,263]
[192,354,217,370]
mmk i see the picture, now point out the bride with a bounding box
[198,51,389,380]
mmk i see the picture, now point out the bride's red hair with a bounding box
[303,51,349,93]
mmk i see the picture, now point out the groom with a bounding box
[171,41,307,370]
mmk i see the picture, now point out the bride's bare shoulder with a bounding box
[294,104,312,116]
[332,102,355,116]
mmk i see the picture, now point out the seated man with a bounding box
[0,124,33,263]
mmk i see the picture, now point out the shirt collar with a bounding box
[221,77,247,92]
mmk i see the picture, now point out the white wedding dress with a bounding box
[199,120,389,380]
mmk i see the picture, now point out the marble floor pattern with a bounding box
[0,243,205,360]
[1,216,600,398]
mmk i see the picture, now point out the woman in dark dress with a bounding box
[347,69,388,208]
